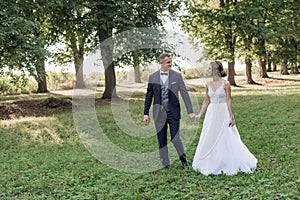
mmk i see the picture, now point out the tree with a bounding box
[89,0,120,99]
[113,1,166,84]
[115,1,182,84]
[0,0,48,92]
[181,0,238,85]
[32,0,50,93]
[257,0,299,76]
[91,0,181,99]
[234,1,262,84]
[276,0,299,74]
[183,0,299,84]
[48,0,96,89]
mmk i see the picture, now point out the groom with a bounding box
[143,52,195,169]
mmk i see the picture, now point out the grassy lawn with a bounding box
[1,83,300,199]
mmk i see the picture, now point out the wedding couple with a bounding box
[143,52,257,176]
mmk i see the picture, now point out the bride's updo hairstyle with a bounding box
[210,61,227,77]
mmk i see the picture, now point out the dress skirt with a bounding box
[192,102,257,176]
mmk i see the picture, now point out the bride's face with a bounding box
[208,64,218,76]
[207,66,212,76]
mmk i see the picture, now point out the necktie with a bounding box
[161,73,168,75]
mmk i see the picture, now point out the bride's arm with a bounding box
[225,81,235,126]
[196,85,210,119]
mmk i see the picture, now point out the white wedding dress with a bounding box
[192,81,257,175]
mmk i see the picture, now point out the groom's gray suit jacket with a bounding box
[144,69,193,121]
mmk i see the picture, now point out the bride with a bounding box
[193,61,257,175]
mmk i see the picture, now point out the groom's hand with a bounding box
[188,113,196,122]
[143,116,149,126]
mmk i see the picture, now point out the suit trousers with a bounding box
[154,108,185,167]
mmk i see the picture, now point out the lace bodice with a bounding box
[208,81,227,104]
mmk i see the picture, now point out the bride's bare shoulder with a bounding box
[223,80,231,89]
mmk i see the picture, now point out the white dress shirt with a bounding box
[160,70,169,84]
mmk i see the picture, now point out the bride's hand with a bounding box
[195,114,201,119]
[229,119,235,126]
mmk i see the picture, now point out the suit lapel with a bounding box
[168,69,176,89]
[153,71,161,97]
[154,70,160,85]
[168,70,172,88]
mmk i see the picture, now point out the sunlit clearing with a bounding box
[0,117,63,144]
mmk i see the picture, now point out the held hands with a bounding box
[194,114,235,126]
[195,114,202,120]
[188,113,196,122]
[145,113,198,124]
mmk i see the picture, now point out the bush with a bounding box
[41,96,72,108]
[182,68,204,79]
[0,73,37,96]
[47,71,75,90]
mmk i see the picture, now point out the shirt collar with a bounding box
[160,70,169,74]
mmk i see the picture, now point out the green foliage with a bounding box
[112,1,175,70]
[181,0,299,66]
[47,71,75,90]
[116,68,156,84]
[0,73,37,95]
[181,1,237,61]
[47,0,97,65]
[0,70,76,95]
[0,1,48,77]
[0,85,299,199]
[182,68,204,79]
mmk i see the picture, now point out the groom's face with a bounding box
[160,56,172,71]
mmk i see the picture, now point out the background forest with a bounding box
[1,0,299,97]
[0,0,299,199]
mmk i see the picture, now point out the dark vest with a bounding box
[161,78,170,111]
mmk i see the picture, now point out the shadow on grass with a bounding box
[268,76,300,82]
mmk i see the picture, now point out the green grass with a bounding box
[1,85,300,199]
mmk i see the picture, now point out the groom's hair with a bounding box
[158,52,171,61]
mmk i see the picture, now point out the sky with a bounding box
[46,19,208,75]
[45,18,245,75]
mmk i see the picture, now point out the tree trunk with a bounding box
[96,4,117,100]
[102,62,117,99]
[273,64,277,71]
[220,0,225,7]
[242,33,254,84]
[245,58,256,84]
[74,50,85,89]
[280,59,289,75]
[36,58,48,93]
[259,59,268,78]
[101,42,117,99]
[133,53,141,83]
[257,37,268,78]
[220,0,236,85]
[280,65,289,74]
[290,67,299,74]
[226,35,236,86]
[34,28,47,93]
[227,61,236,86]
[267,62,272,72]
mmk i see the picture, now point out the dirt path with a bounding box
[1,72,299,120]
